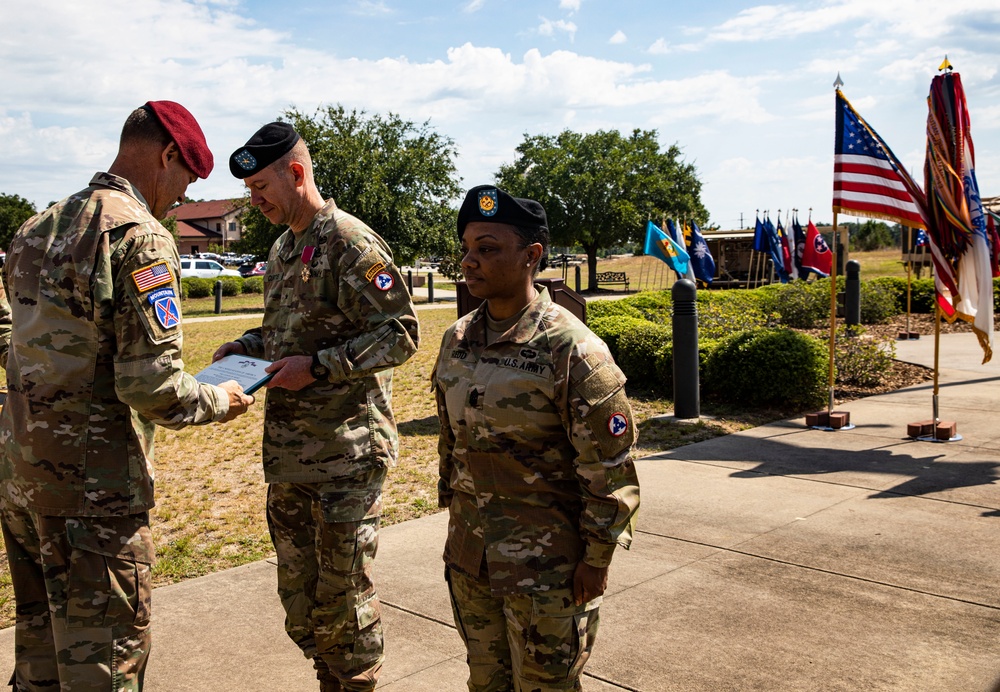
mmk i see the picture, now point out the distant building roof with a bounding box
[167,199,244,221]
[176,219,221,239]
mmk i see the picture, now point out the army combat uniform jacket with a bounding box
[236,199,418,483]
[434,287,640,596]
[0,172,231,517]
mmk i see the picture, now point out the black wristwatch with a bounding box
[310,353,330,381]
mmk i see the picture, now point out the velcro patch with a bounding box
[373,272,394,291]
[132,261,173,293]
[153,296,181,329]
[146,287,176,305]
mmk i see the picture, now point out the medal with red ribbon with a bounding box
[300,245,315,282]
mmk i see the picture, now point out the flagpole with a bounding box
[904,226,913,338]
[828,211,839,414]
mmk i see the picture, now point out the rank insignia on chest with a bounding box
[154,296,180,329]
[132,261,173,293]
[374,272,394,291]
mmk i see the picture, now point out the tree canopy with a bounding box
[234,105,462,264]
[495,128,707,289]
[0,193,37,251]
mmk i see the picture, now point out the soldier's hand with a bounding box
[265,355,315,392]
[212,341,246,362]
[217,379,254,422]
[573,561,609,606]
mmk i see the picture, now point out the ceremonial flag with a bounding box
[792,214,807,279]
[914,229,929,247]
[776,215,794,279]
[666,218,681,243]
[925,71,995,361]
[834,90,927,228]
[687,220,716,284]
[764,214,789,282]
[644,220,693,279]
[801,220,832,277]
[753,214,768,253]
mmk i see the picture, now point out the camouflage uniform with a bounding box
[234,199,418,691]
[0,172,232,691]
[433,287,640,692]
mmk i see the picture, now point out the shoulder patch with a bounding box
[131,261,173,293]
[373,271,394,291]
[153,295,181,329]
[365,261,387,282]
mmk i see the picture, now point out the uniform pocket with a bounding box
[64,516,153,631]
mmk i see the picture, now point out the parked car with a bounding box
[239,261,267,278]
[180,259,241,279]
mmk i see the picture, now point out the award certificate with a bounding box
[195,355,274,395]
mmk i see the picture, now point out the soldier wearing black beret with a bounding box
[435,185,640,690]
[215,121,419,692]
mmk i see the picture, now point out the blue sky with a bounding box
[2,0,998,230]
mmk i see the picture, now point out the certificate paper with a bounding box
[195,355,273,395]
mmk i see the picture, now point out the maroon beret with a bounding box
[143,101,214,179]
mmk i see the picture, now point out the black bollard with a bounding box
[575,264,582,293]
[672,279,700,419]
[427,272,434,304]
[214,280,223,314]
[845,259,861,331]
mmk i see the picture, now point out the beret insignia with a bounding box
[234,149,257,171]
[478,189,498,217]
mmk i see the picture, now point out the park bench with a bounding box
[594,271,630,292]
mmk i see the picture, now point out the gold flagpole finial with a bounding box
[939,55,953,72]
[833,72,844,90]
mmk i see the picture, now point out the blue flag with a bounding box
[764,214,789,282]
[666,218,680,243]
[753,214,768,252]
[644,221,691,279]
[688,221,716,284]
[915,229,929,247]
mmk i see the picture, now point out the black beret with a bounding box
[229,122,301,178]
[457,185,547,238]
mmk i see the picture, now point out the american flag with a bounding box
[833,90,926,229]
[132,262,173,292]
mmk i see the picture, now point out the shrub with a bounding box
[242,276,264,294]
[867,276,907,314]
[621,291,673,321]
[769,281,828,328]
[586,300,644,323]
[617,321,672,383]
[859,279,897,324]
[217,276,243,297]
[909,278,936,313]
[835,327,895,387]
[588,316,650,361]
[182,277,213,299]
[704,328,826,409]
[697,289,775,339]
[654,337,718,394]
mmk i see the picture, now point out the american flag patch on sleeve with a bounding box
[131,261,174,292]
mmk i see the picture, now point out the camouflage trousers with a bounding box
[266,469,386,692]
[0,506,153,691]
[445,566,600,692]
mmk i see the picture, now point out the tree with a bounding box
[233,105,462,264]
[0,193,37,251]
[495,129,707,290]
[846,220,895,251]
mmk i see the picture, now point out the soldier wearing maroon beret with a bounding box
[0,102,254,690]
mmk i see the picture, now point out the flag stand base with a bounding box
[805,410,853,430]
[906,419,960,442]
[896,331,920,340]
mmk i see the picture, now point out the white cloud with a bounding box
[559,0,581,11]
[609,30,627,45]
[463,0,486,12]
[351,0,392,16]
[648,38,670,54]
[538,17,578,41]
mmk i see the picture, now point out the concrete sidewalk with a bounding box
[3,332,999,690]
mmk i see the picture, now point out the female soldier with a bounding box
[433,185,641,691]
